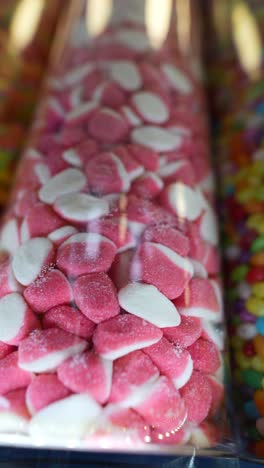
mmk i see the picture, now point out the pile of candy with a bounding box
[206,2,264,458]
[0,0,61,209]
[0,4,226,451]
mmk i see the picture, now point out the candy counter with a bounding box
[0,0,234,464]
[0,0,62,210]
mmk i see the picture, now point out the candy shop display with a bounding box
[204,0,264,460]
[0,0,62,209]
[0,0,231,457]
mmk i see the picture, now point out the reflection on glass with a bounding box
[231,0,262,79]
[145,0,172,49]
[9,0,45,51]
[176,0,191,55]
[86,0,112,37]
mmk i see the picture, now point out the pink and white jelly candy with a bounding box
[180,371,212,424]
[20,203,65,241]
[137,242,193,299]
[174,277,221,322]
[134,376,187,432]
[18,328,87,373]
[144,337,193,389]
[24,269,73,313]
[0,293,39,345]
[12,237,55,286]
[43,305,95,339]
[58,350,112,404]
[188,338,221,374]
[73,272,119,323]
[0,389,30,433]
[0,351,32,395]
[93,313,162,360]
[118,282,180,327]
[0,257,21,299]
[26,374,71,415]
[85,151,130,195]
[163,316,202,348]
[57,233,117,277]
[109,350,159,406]
[88,108,129,143]
[29,393,101,440]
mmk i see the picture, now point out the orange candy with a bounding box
[251,253,264,267]
[255,440,264,457]
[253,336,264,359]
[254,390,264,416]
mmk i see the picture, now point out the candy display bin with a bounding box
[0,0,236,465]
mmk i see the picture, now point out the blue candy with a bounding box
[244,400,260,420]
[256,317,264,336]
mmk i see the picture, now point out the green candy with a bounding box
[231,265,249,282]
[251,236,264,253]
[242,369,263,389]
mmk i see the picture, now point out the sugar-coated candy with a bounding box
[90,406,150,446]
[18,328,87,373]
[131,92,169,124]
[109,350,159,406]
[0,389,30,434]
[0,351,32,395]
[163,316,202,348]
[142,224,190,257]
[58,351,112,404]
[12,237,55,286]
[188,339,221,374]
[0,293,39,345]
[132,126,182,152]
[21,203,65,241]
[24,269,73,313]
[180,371,212,424]
[134,376,187,432]
[38,168,86,205]
[43,305,95,339]
[29,394,101,441]
[137,242,193,299]
[53,192,109,223]
[93,314,162,360]
[73,272,119,323]
[26,374,71,415]
[118,282,181,327]
[144,337,193,389]
[109,60,142,91]
[175,278,221,322]
[85,151,130,195]
[88,108,130,144]
[0,257,21,299]
[57,233,117,277]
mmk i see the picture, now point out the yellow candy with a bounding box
[251,356,264,372]
[246,297,264,316]
[252,283,264,298]
[247,214,264,229]
[236,188,255,203]
[235,351,251,369]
